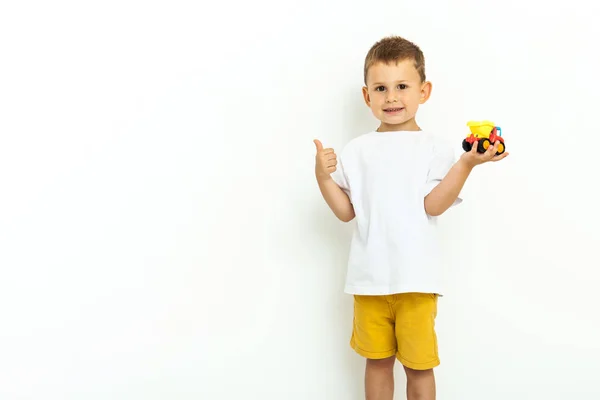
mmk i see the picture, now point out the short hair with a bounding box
[363,36,426,84]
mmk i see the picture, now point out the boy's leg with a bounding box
[404,366,435,400]
[350,295,397,400]
[365,356,395,400]
[393,293,440,400]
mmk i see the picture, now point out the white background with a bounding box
[1,0,599,399]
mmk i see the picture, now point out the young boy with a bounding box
[313,36,508,400]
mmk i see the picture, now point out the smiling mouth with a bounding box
[384,107,404,112]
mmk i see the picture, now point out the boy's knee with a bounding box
[366,356,396,371]
[403,365,434,380]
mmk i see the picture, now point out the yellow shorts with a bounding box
[350,292,439,370]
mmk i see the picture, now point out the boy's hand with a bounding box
[314,139,337,181]
[460,140,509,168]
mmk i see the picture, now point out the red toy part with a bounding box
[489,127,505,144]
[466,127,505,145]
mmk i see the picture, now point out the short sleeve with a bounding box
[424,140,463,206]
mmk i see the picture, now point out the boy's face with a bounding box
[362,59,432,132]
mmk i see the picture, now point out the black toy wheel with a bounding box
[477,138,491,153]
[462,139,472,152]
[496,141,506,155]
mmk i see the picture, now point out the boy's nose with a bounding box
[386,95,397,103]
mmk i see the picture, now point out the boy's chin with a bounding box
[381,117,411,126]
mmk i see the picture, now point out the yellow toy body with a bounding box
[462,120,505,155]
[467,120,496,137]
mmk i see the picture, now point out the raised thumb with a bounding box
[313,139,323,152]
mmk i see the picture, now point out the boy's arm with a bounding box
[424,140,509,217]
[314,139,355,222]
[424,158,472,216]
[316,176,355,222]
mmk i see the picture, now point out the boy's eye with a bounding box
[398,84,407,90]
[375,86,386,92]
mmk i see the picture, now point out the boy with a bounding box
[313,36,508,400]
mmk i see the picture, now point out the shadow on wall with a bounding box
[312,207,365,397]
[341,86,377,140]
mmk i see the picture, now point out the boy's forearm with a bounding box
[424,158,472,216]
[317,177,355,222]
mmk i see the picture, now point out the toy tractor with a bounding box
[462,120,505,155]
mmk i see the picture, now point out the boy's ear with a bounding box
[420,81,432,104]
[362,86,371,107]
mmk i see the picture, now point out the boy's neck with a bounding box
[376,118,421,132]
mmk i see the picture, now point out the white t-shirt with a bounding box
[331,130,462,296]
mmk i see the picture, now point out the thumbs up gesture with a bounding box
[314,139,338,181]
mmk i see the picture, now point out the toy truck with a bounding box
[462,120,506,155]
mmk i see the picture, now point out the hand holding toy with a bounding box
[462,120,506,155]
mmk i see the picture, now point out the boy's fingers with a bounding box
[471,141,478,154]
[484,141,497,159]
[493,152,509,161]
[491,142,504,159]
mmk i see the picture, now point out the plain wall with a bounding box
[1,0,599,399]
